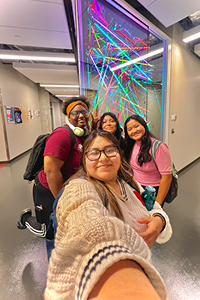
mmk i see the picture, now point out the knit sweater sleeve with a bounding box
[45,179,168,300]
[150,201,172,244]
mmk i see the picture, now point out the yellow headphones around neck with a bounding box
[67,122,88,137]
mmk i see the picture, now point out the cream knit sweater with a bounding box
[45,179,170,300]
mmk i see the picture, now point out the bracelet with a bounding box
[152,213,166,233]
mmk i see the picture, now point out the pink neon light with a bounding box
[89,1,108,27]
[135,37,148,47]
[116,30,135,46]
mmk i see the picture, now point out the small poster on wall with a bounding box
[30,109,34,119]
[14,107,22,124]
[27,109,31,118]
[35,110,40,117]
[5,106,14,123]
[21,108,28,123]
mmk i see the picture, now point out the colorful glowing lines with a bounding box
[93,17,152,81]
[111,48,164,71]
[89,2,108,26]
[80,0,164,130]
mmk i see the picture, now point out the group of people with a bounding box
[99,112,172,207]
[17,96,173,300]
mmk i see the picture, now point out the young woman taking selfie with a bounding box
[45,130,171,300]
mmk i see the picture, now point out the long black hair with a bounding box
[124,115,155,166]
[98,112,123,141]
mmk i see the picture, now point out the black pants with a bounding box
[33,176,55,226]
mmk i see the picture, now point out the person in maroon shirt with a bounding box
[17,96,92,237]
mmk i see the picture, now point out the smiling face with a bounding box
[85,136,121,184]
[126,119,146,141]
[101,115,117,135]
[68,104,89,128]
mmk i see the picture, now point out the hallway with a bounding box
[0,153,200,300]
[0,153,48,300]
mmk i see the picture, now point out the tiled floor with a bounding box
[0,153,200,300]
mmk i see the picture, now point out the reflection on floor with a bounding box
[0,153,48,300]
[152,158,200,299]
[0,152,200,300]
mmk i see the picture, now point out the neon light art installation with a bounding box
[77,0,164,136]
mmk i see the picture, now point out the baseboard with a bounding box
[0,148,32,164]
[178,156,200,175]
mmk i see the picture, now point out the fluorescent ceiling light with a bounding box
[56,95,79,97]
[110,48,164,72]
[0,54,75,62]
[183,32,200,43]
[183,24,200,43]
[40,84,79,88]
[0,50,75,62]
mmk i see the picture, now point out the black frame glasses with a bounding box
[85,146,119,161]
[70,110,89,117]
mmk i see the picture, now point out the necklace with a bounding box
[106,179,128,204]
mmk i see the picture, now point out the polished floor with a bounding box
[0,153,200,300]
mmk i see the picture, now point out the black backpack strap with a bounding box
[151,140,162,170]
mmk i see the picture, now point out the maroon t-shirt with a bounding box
[38,125,85,190]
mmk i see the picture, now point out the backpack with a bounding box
[151,140,178,203]
[23,126,76,182]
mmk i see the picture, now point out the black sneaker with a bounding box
[17,208,32,229]
[17,208,46,237]
[25,218,46,238]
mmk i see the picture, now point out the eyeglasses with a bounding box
[85,146,119,161]
[70,110,89,117]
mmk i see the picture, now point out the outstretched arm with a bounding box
[88,259,161,300]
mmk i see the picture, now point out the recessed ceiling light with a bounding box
[55,95,79,97]
[183,24,200,43]
[183,32,200,43]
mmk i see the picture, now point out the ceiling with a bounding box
[0,0,79,100]
[131,0,200,58]
[13,62,79,96]
[136,0,200,28]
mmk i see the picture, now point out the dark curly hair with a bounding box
[98,112,123,141]
[62,95,90,116]
[124,115,155,166]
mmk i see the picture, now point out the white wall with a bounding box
[0,62,42,161]
[38,86,52,134]
[50,95,62,130]
[168,24,200,170]
[0,63,64,162]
